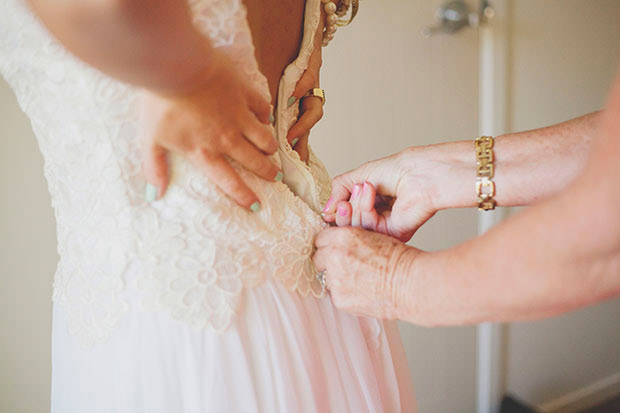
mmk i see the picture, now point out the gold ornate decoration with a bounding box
[475,135,497,211]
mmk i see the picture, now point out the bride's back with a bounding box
[244,0,306,103]
[0,0,329,346]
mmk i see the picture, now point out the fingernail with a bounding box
[250,201,261,213]
[322,197,334,212]
[274,171,284,182]
[287,96,297,108]
[352,184,362,199]
[338,205,347,217]
[291,137,299,147]
[362,182,369,194]
[145,183,158,202]
[269,113,275,123]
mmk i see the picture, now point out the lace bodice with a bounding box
[0,0,332,348]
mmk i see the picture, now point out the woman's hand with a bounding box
[322,142,475,241]
[328,181,396,235]
[286,19,325,163]
[141,51,282,210]
[313,226,422,319]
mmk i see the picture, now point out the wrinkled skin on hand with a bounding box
[313,226,422,319]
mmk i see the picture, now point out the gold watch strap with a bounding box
[475,136,497,211]
[303,88,326,104]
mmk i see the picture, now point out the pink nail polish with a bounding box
[338,205,348,217]
[362,182,369,194]
[352,184,361,199]
[322,197,334,212]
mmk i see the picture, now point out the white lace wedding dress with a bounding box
[0,0,417,411]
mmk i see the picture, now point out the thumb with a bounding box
[322,169,369,214]
[386,197,434,242]
[142,143,169,201]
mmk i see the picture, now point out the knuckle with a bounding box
[219,135,236,152]
[261,134,278,154]
[252,157,274,177]
[299,75,314,91]
[335,228,351,243]
[331,175,346,191]
[303,70,318,86]
[189,148,209,164]
[221,176,245,196]
[245,155,262,172]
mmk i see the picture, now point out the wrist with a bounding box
[387,245,425,322]
[400,141,477,212]
[150,35,219,98]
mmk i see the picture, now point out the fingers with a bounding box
[327,182,385,235]
[383,198,424,242]
[315,226,355,249]
[294,32,322,99]
[247,87,272,125]
[349,184,362,227]
[322,170,365,215]
[142,143,169,200]
[242,115,278,155]
[287,98,323,146]
[228,138,282,182]
[335,201,352,227]
[190,150,260,211]
[294,134,310,163]
[312,244,329,274]
[359,182,382,232]
[291,67,319,102]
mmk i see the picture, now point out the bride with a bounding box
[0,0,416,411]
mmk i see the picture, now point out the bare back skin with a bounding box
[244,0,306,105]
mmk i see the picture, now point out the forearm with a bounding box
[426,111,601,210]
[27,0,214,94]
[397,141,620,326]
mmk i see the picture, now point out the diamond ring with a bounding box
[316,269,327,290]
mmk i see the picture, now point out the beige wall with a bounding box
[0,80,55,412]
[505,0,620,410]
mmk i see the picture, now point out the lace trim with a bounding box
[0,0,331,348]
[275,0,331,211]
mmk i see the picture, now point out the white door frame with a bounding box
[476,1,510,412]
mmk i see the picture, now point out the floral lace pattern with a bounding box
[0,0,331,348]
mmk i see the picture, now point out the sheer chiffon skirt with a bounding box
[51,278,417,412]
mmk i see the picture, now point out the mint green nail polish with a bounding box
[274,171,284,182]
[291,138,299,147]
[269,113,275,123]
[250,201,261,213]
[287,96,297,108]
[145,183,157,202]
